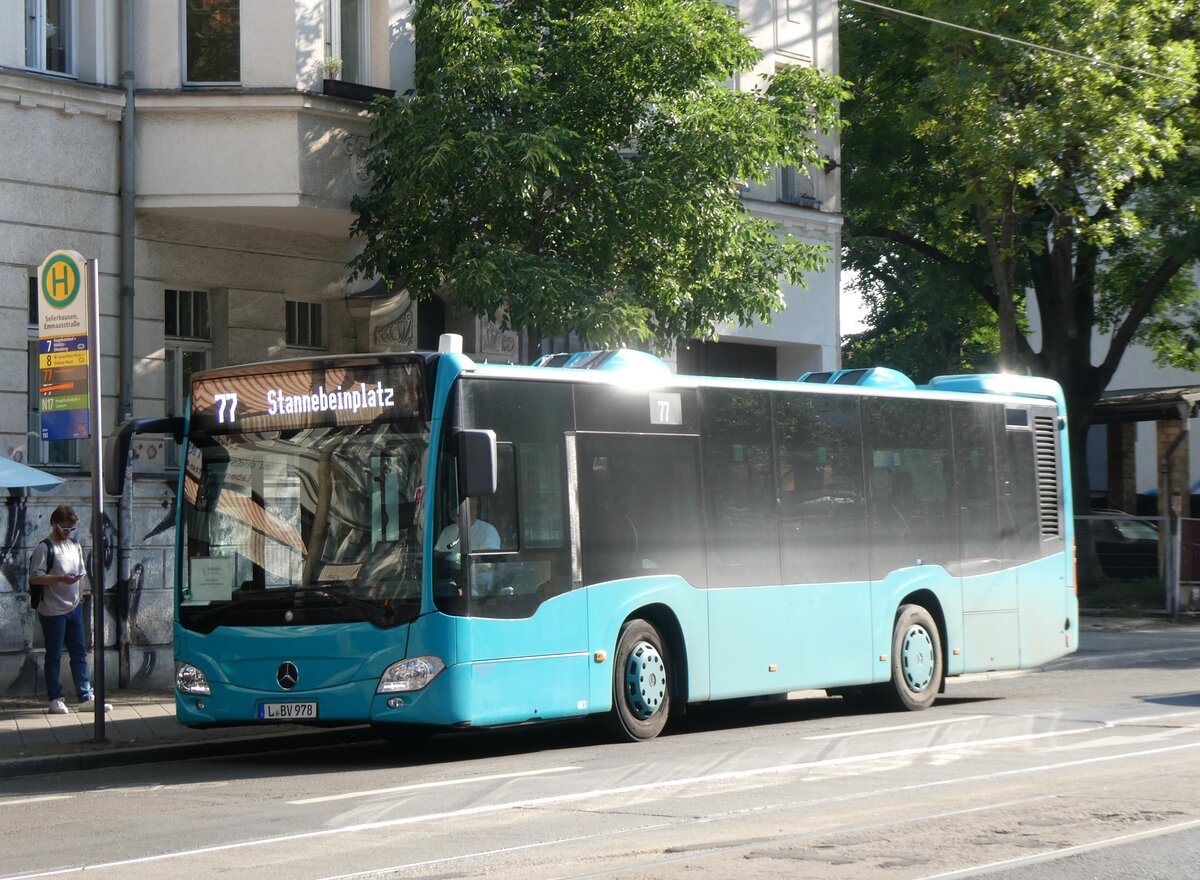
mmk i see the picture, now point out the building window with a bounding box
[164,348,210,421]
[165,288,211,340]
[184,0,240,84]
[325,0,368,84]
[25,0,74,75]
[164,346,209,466]
[165,289,212,465]
[779,165,821,209]
[287,300,325,349]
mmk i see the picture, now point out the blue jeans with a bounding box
[39,604,92,703]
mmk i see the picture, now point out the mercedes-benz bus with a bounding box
[109,335,1078,741]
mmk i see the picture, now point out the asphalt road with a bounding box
[2,621,1199,879]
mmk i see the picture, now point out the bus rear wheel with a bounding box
[888,604,942,711]
[610,619,671,742]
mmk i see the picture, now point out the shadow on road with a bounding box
[1139,690,1200,708]
[195,691,1005,781]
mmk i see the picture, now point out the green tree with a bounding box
[841,0,1199,506]
[351,0,847,349]
[842,261,1000,382]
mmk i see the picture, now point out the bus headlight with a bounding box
[175,661,211,696]
[377,656,445,693]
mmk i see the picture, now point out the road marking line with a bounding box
[1051,646,1200,667]
[313,823,677,880]
[1094,708,1200,726]
[913,815,1200,880]
[0,795,72,807]
[288,766,581,805]
[803,714,991,740]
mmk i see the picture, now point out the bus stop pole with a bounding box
[86,258,106,743]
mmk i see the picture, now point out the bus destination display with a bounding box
[190,363,424,433]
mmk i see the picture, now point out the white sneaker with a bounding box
[48,698,69,714]
[78,696,112,713]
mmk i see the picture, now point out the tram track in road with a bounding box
[307,711,1200,880]
[911,816,1200,880]
[298,737,1200,880]
[452,737,1200,880]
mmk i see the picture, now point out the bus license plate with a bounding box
[258,702,317,721]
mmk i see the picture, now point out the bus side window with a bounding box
[701,389,779,588]
[578,434,705,588]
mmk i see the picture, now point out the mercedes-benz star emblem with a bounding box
[277,661,299,691]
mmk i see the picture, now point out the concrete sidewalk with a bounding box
[0,688,373,778]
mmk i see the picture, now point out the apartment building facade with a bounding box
[0,0,841,692]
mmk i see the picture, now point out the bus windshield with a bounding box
[178,423,428,632]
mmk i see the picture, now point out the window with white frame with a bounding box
[25,0,74,75]
[165,289,212,465]
[287,300,326,349]
[324,0,369,84]
[27,277,78,466]
[184,0,240,84]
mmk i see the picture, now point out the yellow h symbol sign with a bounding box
[48,261,74,302]
[40,252,82,308]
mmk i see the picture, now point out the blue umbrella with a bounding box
[0,457,64,491]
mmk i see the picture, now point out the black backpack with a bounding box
[27,538,54,610]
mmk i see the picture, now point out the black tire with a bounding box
[609,619,671,742]
[888,604,943,711]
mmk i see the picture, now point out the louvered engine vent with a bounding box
[1034,414,1061,537]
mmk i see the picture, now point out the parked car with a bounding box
[1085,509,1160,581]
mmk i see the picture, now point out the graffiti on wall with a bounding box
[1,478,181,697]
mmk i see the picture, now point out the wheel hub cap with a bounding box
[624,641,666,720]
[901,625,934,692]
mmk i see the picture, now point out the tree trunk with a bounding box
[977,204,1019,372]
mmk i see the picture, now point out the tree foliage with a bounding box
[351,0,847,348]
[841,0,1199,504]
[841,258,1000,381]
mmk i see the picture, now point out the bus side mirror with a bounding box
[457,429,497,498]
[104,417,185,496]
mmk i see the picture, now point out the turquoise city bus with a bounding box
[111,335,1078,741]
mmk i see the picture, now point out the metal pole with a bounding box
[1160,413,1188,616]
[86,259,106,742]
[1172,495,1183,619]
[118,464,132,688]
[117,0,137,688]
[119,0,135,421]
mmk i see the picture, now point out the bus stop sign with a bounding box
[37,249,91,441]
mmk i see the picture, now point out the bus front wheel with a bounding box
[610,619,671,742]
[888,604,942,711]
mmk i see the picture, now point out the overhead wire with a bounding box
[844,0,1198,89]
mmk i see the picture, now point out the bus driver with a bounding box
[434,499,501,595]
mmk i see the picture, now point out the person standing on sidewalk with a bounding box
[28,505,111,715]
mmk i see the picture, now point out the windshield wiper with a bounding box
[300,586,402,628]
[184,585,298,631]
[183,584,405,631]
